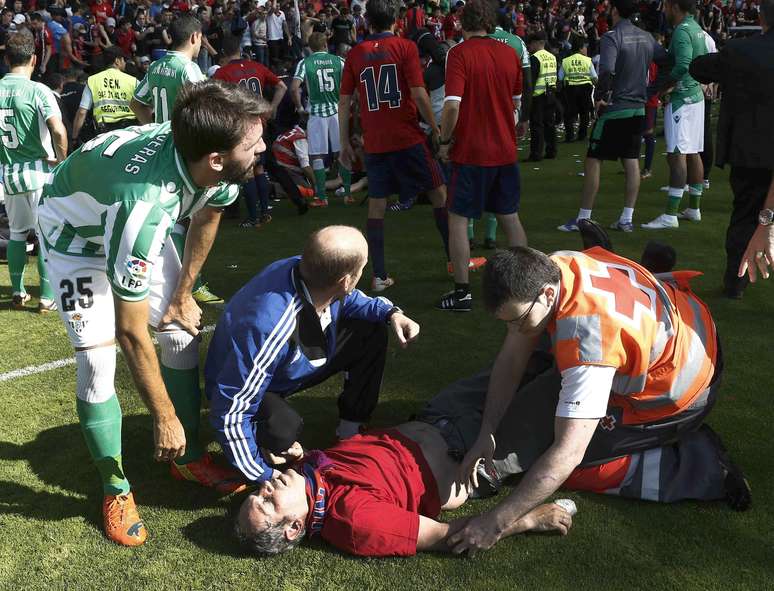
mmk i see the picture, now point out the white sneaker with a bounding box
[371,276,395,292]
[677,208,701,222]
[703,179,710,190]
[642,214,679,229]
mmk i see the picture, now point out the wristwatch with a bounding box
[759,208,774,226]
[385,306,403,323]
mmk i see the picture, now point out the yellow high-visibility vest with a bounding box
[533,49,558,96]
[561,53,594,86]
[86,68,138,124]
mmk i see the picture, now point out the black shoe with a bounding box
[435,290,472,312]
[641,241,677,274]
[524,156,542,163]
[700,424,751,512]
[239,218,257,228]
[483,238,497,250]
[544,153,557,160]
[578,218,613,252]
[722,286,744,300]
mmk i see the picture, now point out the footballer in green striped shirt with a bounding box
[0,30,68,311]
[36,80,270,547]
[290,32,346,205]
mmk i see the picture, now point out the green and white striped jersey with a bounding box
[0,73,60,195]
[133,51,205,123]
[293,52,345,117]
[489,27,531,71]
[38,122,239,301]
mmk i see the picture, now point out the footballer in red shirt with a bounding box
[339,0,463,293]
[234,422,573,557]
[214,34,287,226]
[436,0,527,312]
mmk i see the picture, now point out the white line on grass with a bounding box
[0,324,216,383]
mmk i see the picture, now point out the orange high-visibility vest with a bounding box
[548,247,718,424]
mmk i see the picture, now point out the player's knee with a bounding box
[156,329,199,370]
[75,346,117,403]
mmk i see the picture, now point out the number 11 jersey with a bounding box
[340,32,426,154]
[133,51,205,123]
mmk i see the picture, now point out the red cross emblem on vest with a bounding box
[600,415,616,431]
[582,261,657,327]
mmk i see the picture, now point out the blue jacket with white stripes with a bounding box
[205,256,394,482]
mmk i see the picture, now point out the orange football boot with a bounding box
[103,492,147,547]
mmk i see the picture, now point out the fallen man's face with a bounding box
[237,468,308,540]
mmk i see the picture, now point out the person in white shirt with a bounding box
[266,0,291,67]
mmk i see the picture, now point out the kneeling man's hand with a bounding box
[390,313,420,349]
[262,441,304,466]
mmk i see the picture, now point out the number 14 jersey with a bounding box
[341,33,426,154]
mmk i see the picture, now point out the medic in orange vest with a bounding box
[444,246,749,555]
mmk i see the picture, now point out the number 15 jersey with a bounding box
[341,33,426,154]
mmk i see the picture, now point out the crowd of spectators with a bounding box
[0,0,762,82]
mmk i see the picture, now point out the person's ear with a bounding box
[543,284,557,308]
[285,517,305,541]
[208,151,225,173]
[337,273,351,294]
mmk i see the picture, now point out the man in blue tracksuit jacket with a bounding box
[206,226,421,483]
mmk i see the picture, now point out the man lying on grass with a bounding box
[233,392,574,557]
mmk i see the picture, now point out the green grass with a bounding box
[1,145,772,591]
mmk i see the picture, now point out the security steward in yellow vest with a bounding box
[527,32,558,161]
[560,38,597,142]
[71,47,138,145]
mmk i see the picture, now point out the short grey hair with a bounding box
[234,517,306,556]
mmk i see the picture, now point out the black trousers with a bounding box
[529,93,557,159]
[725,166,773,293]
[268,39,285,66]
[563,84,593,141]
[254,319,388,453]
[290,318,388,423]
[701,97,714,181]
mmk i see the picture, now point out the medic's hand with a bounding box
[447,513,502,556]
[458,431,496,492]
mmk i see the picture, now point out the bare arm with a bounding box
[410,85,439,137]
[290,78,304,111]
[130,97,154,124]
[159,205,223,335]
[71,107,88,142]
[439,99,459,143]
[270,79,287,115]
[337,94,354,165]
[457,326,538,488]
[46,115,68,162]
[114,296,186,461]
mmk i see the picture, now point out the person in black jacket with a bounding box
[690,0,774,299]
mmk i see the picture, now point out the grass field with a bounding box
[0,141,772,591]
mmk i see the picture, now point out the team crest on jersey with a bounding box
[69,312,88,334]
